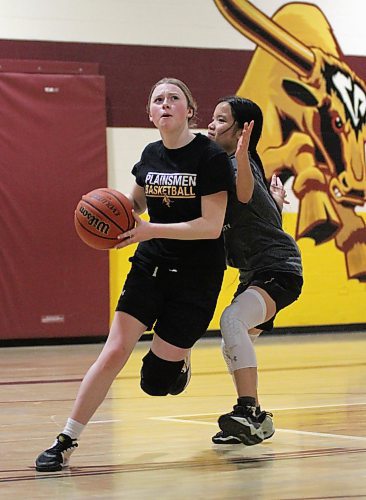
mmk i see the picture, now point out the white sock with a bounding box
[62,418,85,440]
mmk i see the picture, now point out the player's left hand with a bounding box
[114,211,154,248]
[270,174,289,211]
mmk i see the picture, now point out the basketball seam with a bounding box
[97,189,134,230]
[80,199,126,233]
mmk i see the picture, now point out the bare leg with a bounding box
[248,328,263,405]
[70,312,146,424]
[150,334,190,361]
[35,311,148,472]
[233,367,258,399]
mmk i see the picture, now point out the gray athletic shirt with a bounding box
[223,153,303,283]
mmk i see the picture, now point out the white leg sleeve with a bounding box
[221,333,260,374]
[221,338,234,374]
[220,289,267,371]
[249,332,261,343]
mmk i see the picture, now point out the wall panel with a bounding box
[0,62,109,340]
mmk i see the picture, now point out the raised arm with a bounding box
[235,121,254,203]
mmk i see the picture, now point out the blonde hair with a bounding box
[147,77,198,127]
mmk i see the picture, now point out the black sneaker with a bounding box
[212,409,274,444]
[213,408,274,445]
[218,405,264,446]
[35,433,78,472]
[212,431,242,444]
[257,410,275,439]
[169,357,191,395]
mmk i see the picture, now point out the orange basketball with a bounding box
[74,188,135,250]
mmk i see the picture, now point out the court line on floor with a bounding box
[151,401,366,420]
[150,402,366,441]
[151,417,366,441]
[275,429,366,441]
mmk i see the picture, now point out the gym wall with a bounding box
[0,0,365,340]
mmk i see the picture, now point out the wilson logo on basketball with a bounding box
[78,205,110,234]
[75,187,134,250]
[89,193,122,217]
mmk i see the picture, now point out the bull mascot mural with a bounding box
[214,0,366,280]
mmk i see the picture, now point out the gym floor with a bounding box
[1,332,366,499]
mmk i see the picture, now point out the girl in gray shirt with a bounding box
[208,96,303,446]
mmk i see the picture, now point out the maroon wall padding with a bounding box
[0,62,109,340]
[0,41,365,129]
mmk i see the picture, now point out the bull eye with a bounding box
[332,115,344,133]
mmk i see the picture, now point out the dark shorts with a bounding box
[116,258,224,349]
[234,270,303,332]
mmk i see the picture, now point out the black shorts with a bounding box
[234,271,303,332]
[116,258,224,349]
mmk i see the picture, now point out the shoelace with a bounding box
[52,437,78,452]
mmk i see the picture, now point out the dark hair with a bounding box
[147,77,198,126]
[218,96,269,190]
[218,96,263,152]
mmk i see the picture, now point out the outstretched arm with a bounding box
[235,121,255,203]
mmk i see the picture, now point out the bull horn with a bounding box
[214,0,315,76]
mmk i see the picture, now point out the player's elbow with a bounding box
[208,222,224,239]
[211,228,222,239]
[236,186,253,204]
[237,194,252,204]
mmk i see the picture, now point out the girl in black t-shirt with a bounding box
[35,78,233,472]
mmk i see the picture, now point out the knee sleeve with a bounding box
[140,350,184,396]
[249,332,261,343]
[220,289,267,371]
[221,338,234,374]
[222,332,261,374]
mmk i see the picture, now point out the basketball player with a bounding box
[35,78,233,472]
[207,96,303,445]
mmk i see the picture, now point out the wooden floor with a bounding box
[1,332,366,499]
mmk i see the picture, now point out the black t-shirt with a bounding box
[132,133,234,269]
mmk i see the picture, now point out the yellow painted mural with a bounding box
[110,0,366,331]
[110,212,366,331]
[212,0,366,327]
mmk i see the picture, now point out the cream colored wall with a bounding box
[1,0,364,54]
[106,128,160,192]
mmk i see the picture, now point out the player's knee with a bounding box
[220,307,257,370]
[220,305,244,348]
[140,350,184,396]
